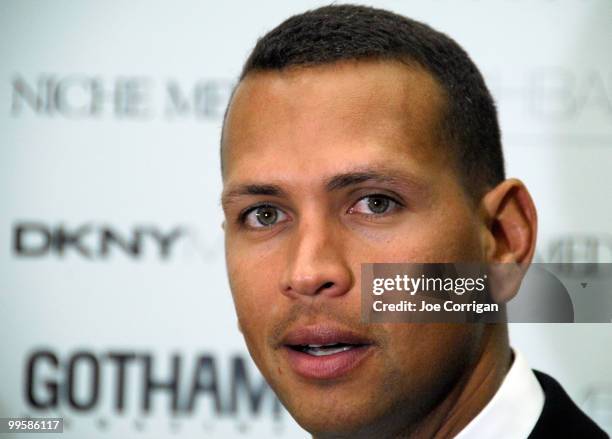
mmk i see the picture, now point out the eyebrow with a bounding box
[221,184,287,208]
[221,168,428,208]
[325,171,412,191]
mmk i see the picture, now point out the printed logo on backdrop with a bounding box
[11,75,234,120]
[14,224,612,264]
[12,222,224,261]
[539,234,612,265]
[524,67,612,122]
[10,68,611,130]
[485,66,612,145]
[23,349,285,434]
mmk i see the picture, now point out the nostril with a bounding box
[322,282,334,289]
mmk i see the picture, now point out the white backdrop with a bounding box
[1,1,611,437]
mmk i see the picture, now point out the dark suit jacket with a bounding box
[528,370,609,438]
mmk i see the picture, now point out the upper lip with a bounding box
[281,324,374,347]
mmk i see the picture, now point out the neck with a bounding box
[409,324,511,439]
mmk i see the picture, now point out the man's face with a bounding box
[221,60,489,435]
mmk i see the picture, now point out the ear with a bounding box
[480,179,538,302]
[481,178,538,265]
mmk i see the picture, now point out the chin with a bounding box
[275,384,391,437]
[292,406,377,438]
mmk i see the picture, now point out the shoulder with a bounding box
[529,370,609,438]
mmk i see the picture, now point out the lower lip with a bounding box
[283,345,373,380]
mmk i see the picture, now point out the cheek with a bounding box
[381,209,483,262]
[225,258,269,368]
[227,257,268,321]
[225,240,284,344]
[387,324,480,364]
[381,324,483,408]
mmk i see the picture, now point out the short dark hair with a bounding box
[227,4,505,200]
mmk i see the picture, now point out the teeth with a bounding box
[304,345,354,356]
[306,343,344,348]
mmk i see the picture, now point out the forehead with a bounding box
[222,59,450,183]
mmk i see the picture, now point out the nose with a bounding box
[280,217,353,299]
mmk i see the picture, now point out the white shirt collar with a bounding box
[454,348,545,439]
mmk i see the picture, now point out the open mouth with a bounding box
[280,324,375,379]
[288,343,366,356]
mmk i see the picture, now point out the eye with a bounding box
[348,194,401,216]
[242,205,288,228]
